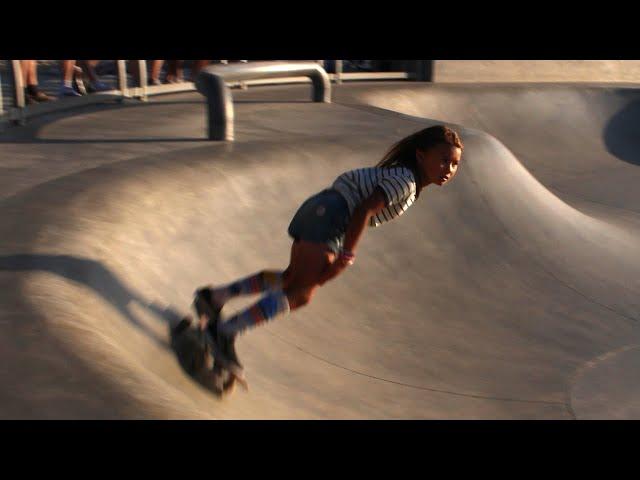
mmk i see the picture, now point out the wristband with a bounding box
[340,249,355,265]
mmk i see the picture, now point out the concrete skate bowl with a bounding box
[341,83,640,215]
[1,83,640,419]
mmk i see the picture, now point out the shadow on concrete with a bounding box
[0,253,185,349]
[604,96,640,166]
[0,253,233,396]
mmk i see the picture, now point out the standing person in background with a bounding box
[148,60,165,85]
[128,60,163,87]
[59,60,82,97]
[78,61,111,92]
[20,60,52,104]
[166,60,184,83]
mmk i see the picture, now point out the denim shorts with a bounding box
[287,189,351,255]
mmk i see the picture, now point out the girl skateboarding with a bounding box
[194,125,464,368]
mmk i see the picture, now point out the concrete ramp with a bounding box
[342,83,640,211]
[1,83,639,418]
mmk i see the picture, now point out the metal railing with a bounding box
[0,69,3,117]
[196,61,332,141]
[1,60,433,129]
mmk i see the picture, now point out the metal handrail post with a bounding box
[335,60,343,84]
[137,60,148,101]
[0,69,4,117]
[117,60,128,99]
[415,60,435,82]
[196,61,331,141]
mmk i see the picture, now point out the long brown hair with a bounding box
[377,125,463,198]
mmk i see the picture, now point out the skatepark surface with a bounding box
[1,81,640,419]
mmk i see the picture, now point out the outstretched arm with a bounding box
[318,187,388,285]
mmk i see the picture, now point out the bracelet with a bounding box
[340,249,355,265]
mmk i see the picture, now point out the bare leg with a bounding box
[282,240,337,310]
[79,60,109,91]
[210,240,338,372]
[166,60,184,83]
[78,60,98,83]
[213,240,337,337]
[61,60,76,83]
[21,60,35,85]
[150,60,164,84]
[59,60,81,97]
[22,60,51,103]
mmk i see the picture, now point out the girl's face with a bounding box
[417,143,462,187]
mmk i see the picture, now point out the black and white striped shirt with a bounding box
[332,166,417,227]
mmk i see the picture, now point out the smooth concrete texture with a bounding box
[433,61,640,83]
[1,82,639,419]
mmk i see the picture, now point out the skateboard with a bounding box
[172,290,248,393]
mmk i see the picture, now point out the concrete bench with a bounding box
[195,61,331,141]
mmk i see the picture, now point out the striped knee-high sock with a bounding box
[219,290,290,337]
[211,270,284,305]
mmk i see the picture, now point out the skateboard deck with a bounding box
[173,289,248,392]
[170,316,240,395]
